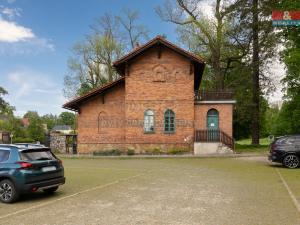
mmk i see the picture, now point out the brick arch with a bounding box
[98,111,108,133]
[207,108,219,116]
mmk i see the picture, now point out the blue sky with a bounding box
[0,0,177,116]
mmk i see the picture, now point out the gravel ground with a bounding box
[0,157,299,225]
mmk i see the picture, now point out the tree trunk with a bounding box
[251,0,260,145]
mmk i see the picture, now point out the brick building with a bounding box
[63,36,236,154]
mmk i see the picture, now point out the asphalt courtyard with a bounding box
[0,156,299,225]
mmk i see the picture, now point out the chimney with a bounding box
[134,42,140,49]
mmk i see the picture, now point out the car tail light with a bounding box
[58,159,63,166]
[16,162,33,169]
[270,143,277,152]
[32,187,38,192]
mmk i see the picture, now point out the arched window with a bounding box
[144,110,155,133]
[164,109,175,133]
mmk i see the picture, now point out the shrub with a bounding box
[13,137,35,143]
[167,148,189,155]
[93,149,122,156]
[152,147,162,155]
[51,148,61,154]
[127,149,135,156]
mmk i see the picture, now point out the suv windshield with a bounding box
[20,149,56,161]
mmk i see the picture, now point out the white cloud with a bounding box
[0,6,21,19]
[0,37,55,55]
[3,69,65,116]
[7,70,58,98]
[0,6,54,53]
[0,19,34,42]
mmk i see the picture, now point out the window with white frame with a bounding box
[144,110,155,133]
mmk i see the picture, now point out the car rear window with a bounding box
[20,149,56,161]
[0,150,10,162]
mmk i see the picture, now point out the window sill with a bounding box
[164,131,175,134]
[144,131,155,134]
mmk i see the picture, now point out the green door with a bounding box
[207,109,219,141]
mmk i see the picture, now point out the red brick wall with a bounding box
[76,45,234,154]
[124,46,195,150]
[194,103,233,136]
[77,83,125,153]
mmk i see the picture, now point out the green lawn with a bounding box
[236,137,271,145]
[235,138,270,154]
[0,157,299,225]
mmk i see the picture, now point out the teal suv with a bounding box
[0,144,65,203]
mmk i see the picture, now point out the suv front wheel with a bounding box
[283,154,299,169]
[0,179,19,203]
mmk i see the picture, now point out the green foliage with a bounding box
[235,137,269,153]
[57,112,75,128]
[273,96,300,135]
[41,114,58,130]
[0,109,76,144]
[274,1,300,135]
[13,137,35,143]
[126,149,135,156]
[145,147,162,155]
[0,86,8,112]
[166,148,190,155]
[26,113,45,143]
[0,112,27,138]
[93,149,122,156]
[236,138,270,146]
[235,144,268,154]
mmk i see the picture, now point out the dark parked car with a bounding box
[0,144,65,203]
[269,135,300,168]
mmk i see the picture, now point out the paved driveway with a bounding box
[0,157,299,225]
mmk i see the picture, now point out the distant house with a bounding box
[21,118,30,127]
[63,36,236,154]
[0,131,10,144]
[51,125,73,134]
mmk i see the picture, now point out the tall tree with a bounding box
[156,0,250,89]
[0,86,14,114]
[157,0,278,142]
[0,87,8,111]
[273,0,300,135]
[235,0,279,144]
[23,111,45,142]
[64,34,123,98]
[116,8,149,50]
[57,112,76,128]
[64,9,149,98]
[251,0,260,144]
[41,114,58,130]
